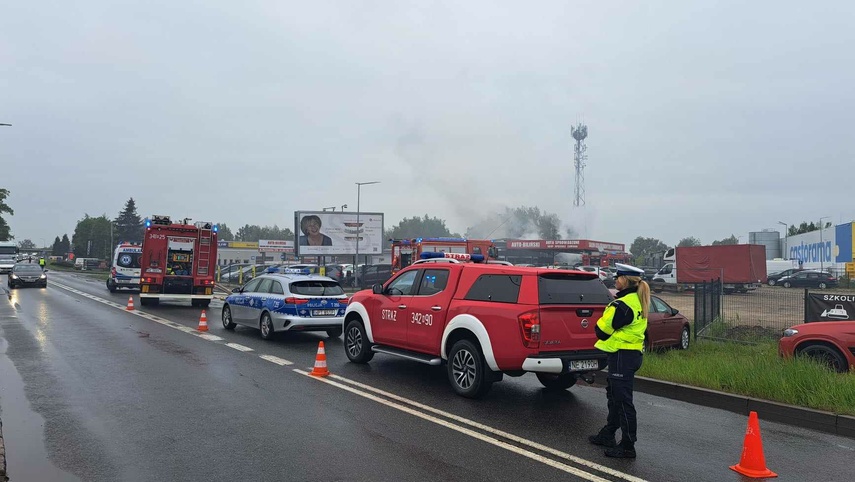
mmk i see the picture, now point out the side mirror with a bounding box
[231,287,240,293]
[671,308,679,316]
[44,269,49,273]
[372,283,383,294]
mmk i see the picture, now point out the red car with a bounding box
[779,322,855,373]
[608,290,691,351]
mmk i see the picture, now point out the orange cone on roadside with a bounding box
[730,411,777,478]
[197,310,209,332]
[309,341,330,377]
[126,296,135,311]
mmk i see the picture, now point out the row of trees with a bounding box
[0,188,13,241]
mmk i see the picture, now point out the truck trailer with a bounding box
[652,244,767,294]
[139,215,218,307]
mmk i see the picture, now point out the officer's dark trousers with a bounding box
[605,350,643,443]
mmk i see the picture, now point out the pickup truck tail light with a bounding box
[518,310,540,349]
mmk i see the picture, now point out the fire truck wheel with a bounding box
[536,372,578,391]
[222,306,236,330]
[259,312,275,340]
[447,339,493,399]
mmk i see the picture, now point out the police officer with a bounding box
[588,263,650,458]
[39,256,46,268]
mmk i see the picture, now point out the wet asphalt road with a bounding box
[0,270,853,482]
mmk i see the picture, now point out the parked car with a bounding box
[767,268,805,286]
[355,264,393,289]
[777,270,838,289]
[647,296,691,351]
[779,321,855,373]
[575,265,615,288]
[8,263,48,289]
[222,271,348,339]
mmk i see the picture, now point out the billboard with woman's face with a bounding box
[294,211,384,256]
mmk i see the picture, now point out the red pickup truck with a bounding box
[343,259,612,398]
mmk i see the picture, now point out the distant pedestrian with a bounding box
[588,263,650,458]
[39,257,46,268]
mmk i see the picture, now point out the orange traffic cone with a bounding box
[730,411,777,478]
[126,296,135,311]
[197,310,209,332]
[309,341,330,377]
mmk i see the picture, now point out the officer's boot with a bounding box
[587,427,617,448]
[604,439,636,458]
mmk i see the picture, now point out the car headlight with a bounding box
[782,328,799,337]
[10,274,18,279]
[40,274,47,279]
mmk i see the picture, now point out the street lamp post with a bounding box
[819,216,830,271]
[777,221,788,260]
[355,181,380,287]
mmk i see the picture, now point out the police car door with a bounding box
[247,279,274,323]
[232,278,262,325]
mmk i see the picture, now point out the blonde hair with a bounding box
[622,276,651,319]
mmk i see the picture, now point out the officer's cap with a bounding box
[614,263,645,277]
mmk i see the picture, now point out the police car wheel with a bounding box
[447,339,493,399]
[536,372,578,391]
[259,313,274,340]
[344,320,374,363]
[326,327,343,338]
[222,306,236,330]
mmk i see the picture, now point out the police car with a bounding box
[221,268,348,340]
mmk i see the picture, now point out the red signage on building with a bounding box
[506,239,625,252]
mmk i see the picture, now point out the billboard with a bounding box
[294,211,384,256]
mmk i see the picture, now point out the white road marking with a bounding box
[259,355,293,366]
[226,343,253,352]
[328,374,648,482]
[50,278,643,480]
[296,370,632,482]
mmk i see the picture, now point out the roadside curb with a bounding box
[1,417,7,482]
[592,372,855,439]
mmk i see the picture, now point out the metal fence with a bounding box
[683,280,855,344]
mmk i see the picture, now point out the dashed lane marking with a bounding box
[259,355,293,366]
[225,343,253,352]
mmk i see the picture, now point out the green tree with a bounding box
[677,237,702,247]
[711,235,739,245]
[788,221,831,236]
[51,236,62,256]
[114,197,144,243]
[234,224,294,242]
[60,234,71,256]
[386,215,457,242]
[18,239,36,250]
[630,237,668,258]
[72,215,113,259]
[217,223,234,241]
[0,188,13,241]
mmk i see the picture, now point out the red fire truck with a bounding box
[391,237,498,272]
[139,215,218,307]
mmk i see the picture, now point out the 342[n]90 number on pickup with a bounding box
[411,312,433,326]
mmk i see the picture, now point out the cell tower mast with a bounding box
[571,123,588,207]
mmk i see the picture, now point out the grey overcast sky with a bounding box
[3,1,854,249]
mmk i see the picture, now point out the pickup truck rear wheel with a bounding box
[448,339,493,399]
[344,320,374,363]
[536,372,578,391]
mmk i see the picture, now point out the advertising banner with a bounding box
[805,293,855,323]
[505,239,625,252]
[230,241,259,249]
[294,211,384,256]
[258,239,294,252]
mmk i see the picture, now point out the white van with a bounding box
[107,244,142,292]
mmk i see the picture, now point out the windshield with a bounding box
[289,280,344,296]
[14,264,43,273]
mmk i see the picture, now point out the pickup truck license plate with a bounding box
[569,360,599,371]
[312,309,337,317]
